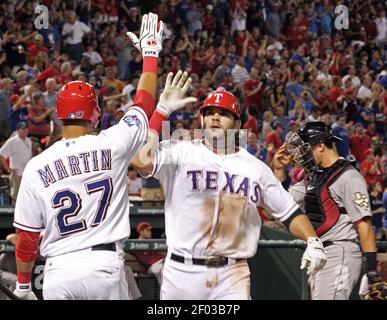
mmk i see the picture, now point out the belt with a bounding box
[91,243,116,252]
[323,240,356,247]
[170,253,243,268]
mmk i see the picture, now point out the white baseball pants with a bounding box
[43,248,129,300]
[160,253,251,300]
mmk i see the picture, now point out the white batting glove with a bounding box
[127,12,163,58]
[300,237,327,275]
[156,70,197,117]
[13,282,38,300]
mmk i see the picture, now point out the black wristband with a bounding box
[282,208,304,229]
[363,252,377,272]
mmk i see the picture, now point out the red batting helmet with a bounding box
[57,81,101,128]
[198,90,240,128]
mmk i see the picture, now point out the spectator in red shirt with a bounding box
[244,67,264,113]
[133,222,166,285]
[360,149,385,187]
[243,107,259,137]
[265,121,284,162]
[28,91,55,143]
[37,58,62,85]
[349,122,371,162]
[26,34,48,67]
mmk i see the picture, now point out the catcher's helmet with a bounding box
[297,121,342,146]
[198,90,240,128]
[287,121,342,172]
[57,81,101,128]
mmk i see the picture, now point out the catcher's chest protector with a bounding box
[304,160,352,236]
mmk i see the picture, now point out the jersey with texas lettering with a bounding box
[148,140,300,259]
[14,107,148,258]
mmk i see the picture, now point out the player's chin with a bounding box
[204,128,226,139]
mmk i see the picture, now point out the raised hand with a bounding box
[156,70,197,117]
[127,12,163,58]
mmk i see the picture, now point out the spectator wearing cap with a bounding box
[203,4,216,31]
[285,120,299,142]
[331,114,350,159]
[349,123,371,163]
[0,121,32,205]
[26,34,48,67]
[133,222,166,285]
[360,149,385,187]
[62,10,91,63]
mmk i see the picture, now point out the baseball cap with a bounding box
[289,120,297,127]
[364,148,373,156]
[10,94,20,104]
[136,222,152,233]
[267,45,276,51]
[16,121,28,129]
[272,121,284,129]
[354,122,364,128]
[378,75,387,88]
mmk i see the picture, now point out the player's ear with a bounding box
[234,119,241,130]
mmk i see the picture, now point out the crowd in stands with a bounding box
[0,0,386,238]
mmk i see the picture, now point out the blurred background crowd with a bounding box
[0,0,386,240]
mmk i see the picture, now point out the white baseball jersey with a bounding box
[148,140,300,259]
[14,107,148,258]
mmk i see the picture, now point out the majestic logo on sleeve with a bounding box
[123,114,141,128]
[353,192,369,208]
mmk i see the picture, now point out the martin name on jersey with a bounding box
[37,147,112,188]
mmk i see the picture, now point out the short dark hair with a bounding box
[62,119,91,126]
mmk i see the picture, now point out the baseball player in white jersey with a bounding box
[12,12,164,300]
[131,71,328,300]
[273,121,384,299]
